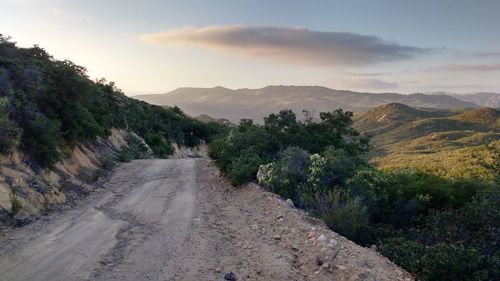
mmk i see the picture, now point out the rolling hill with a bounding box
[134,86,478,123]
[354,104,500,181]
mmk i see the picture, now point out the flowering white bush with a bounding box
[306,153,326,190]
[257,162,275,186]
[256,147,311,199]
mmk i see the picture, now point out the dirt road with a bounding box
[0,159,412,281]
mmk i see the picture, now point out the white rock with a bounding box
[327,239,338,248]
[285,199,295,208]
[337,265,347,271]
[318,234,327,242]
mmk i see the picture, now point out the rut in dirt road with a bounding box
[1,159,220,281]
[0,159,413,281]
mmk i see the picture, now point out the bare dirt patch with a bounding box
[0,159,412,281]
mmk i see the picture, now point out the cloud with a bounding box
[474,51,500,57]
[425,63,500,72]
[51,7,64,15]
[344,78,399,89]
[346,72,392,77]
[141,25,428,66]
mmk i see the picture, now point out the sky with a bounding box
[1,0,500,95]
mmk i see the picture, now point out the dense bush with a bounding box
[22,114,64,167]
[209,109,369,186]
[0,35,222,166]
[263,152,498,280]
[227,149,263,186]
[144,132,173,158]
[258,146,311,201]
[0,97,20,153]
[211,108,499,280]
[122,133,151,160]
[309,188,369,241]
[118,146,133,162]
[379,239,484,281]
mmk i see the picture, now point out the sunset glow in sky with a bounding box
[1,0,500,94]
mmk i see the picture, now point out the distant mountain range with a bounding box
[449,92,500,108]
[134,86,499,123]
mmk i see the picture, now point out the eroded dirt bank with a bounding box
[0,159,412,281]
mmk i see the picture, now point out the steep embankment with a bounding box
[0,159,412,281]
[0,129,142,225]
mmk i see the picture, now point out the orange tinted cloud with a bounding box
[142,25,428,66]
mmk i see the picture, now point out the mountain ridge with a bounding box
[134,86,480,123]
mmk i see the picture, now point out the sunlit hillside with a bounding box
[355,104,500,181]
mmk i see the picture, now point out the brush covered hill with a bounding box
[355,104,500,181]
[193,114,234,126]
[0,35,221,222]
[135,86,478,123]
[0,35,219,166]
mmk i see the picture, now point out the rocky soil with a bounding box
[0,128,130,225]
[0,158,413,281]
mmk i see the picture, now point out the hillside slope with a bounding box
[355,104,500,181]
[0,128,130,224]
[0,36,220,224]
[135,86,478,123]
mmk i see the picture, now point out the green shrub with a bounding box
[258,147,310,201]
[228,150,263,186]
[23,114,63,167]
[144,132,173,158]
[379,239,484,281]
[208,138,227,162]
[209,108,369,186]
[99,156,114,169]
[0,97,21,153]
[125,133,151,159]
[119,146,133,162]
[306,188,369,241]
[0,115,21,153]
[118,134,152,162]
[9,187,22,218]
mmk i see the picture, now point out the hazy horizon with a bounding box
[130,85,500,97]
[2,0,500,95]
